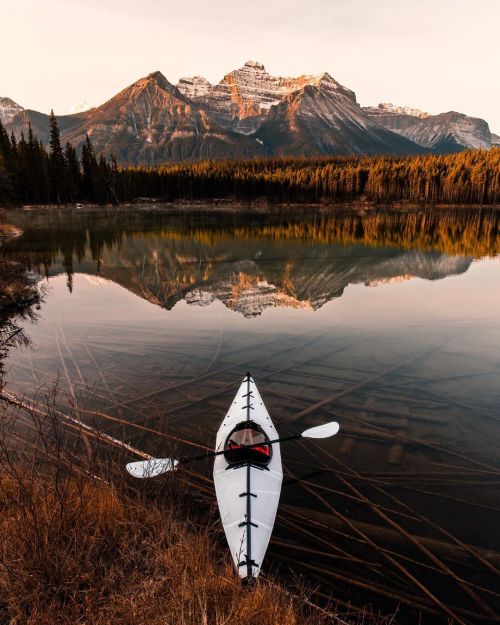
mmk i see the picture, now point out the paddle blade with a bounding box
[126,458,178,478]
[302,421,340,439]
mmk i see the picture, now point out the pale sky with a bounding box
[2,0,499,132]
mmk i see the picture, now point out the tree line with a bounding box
[7,209,499,278]
[0,112,118,206]
[1,114,500,206]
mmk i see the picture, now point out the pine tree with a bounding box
[48,110,66,203]
[65,142,81,202]
[81,134,98,201]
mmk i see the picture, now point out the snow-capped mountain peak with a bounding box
[69,100,94,114]
[367,102,431,119]
[176,76,212,99]
[243,60,266,71]
[363,102,491,151]
[0,97,24,125]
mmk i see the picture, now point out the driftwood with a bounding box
[288,343,445,424]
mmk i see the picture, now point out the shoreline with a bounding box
[5,199,500,214]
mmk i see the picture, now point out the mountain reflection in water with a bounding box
[4,208,497,317]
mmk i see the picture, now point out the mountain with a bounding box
[364,103,492,151]
[0,97,87,144]
[1,63,497,163]
[254,76,427,156]
[0,97,24,125]
[61,71,265,164]
[69,101,94,114]
[179,62,425,155]
[492,133,500,146]
[177,61,357,135]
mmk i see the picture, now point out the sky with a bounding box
[1,0,499,132]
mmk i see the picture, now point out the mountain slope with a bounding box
[0,98,87,144]
[62,71,265,164]
[255,78,428,156]
[364,103,492,151]
[178,62,425,155]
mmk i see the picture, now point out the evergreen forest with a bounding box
[1,114,499,206]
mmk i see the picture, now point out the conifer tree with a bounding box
[81,133,98,201]
[65,142,81,202]
[48,110,66,203]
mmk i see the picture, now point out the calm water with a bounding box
[2,206,500,622]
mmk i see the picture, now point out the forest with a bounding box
[1,113,500,206]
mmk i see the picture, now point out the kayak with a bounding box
[213,372,283,579]
[125,374,340,580]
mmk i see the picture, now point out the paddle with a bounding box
[126,421,340,479]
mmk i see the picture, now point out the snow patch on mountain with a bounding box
[69,100,94,114]
[0,97,24,124]
[364,102,431,119]
[364,103,492,150]
[177,76,212,99]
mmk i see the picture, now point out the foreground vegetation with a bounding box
[1,116,500,206]
[0,396,391,625]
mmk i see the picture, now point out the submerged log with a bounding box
[282,503,500,568]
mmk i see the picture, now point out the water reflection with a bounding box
[4,207,497,317]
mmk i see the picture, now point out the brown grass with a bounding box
[0,463,326,625]
[0,386,395,625]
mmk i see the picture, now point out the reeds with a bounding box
[0,394,390,625]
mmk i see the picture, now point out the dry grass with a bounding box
[0,462,328,625]
[0,387,394,625]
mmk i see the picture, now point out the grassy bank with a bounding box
[0,468,317,625]
[0,396,392,625]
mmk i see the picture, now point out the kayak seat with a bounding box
[224,421,272,467]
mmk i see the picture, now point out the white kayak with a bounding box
[213,373,283,579]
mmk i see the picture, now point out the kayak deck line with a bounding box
[245,463,253,578]
[244,374,254,578]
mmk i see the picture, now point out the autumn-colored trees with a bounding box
[1,116,499,206]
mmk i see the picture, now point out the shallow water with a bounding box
[2,206,500,622]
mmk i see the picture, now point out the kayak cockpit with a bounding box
[224,421,272,467]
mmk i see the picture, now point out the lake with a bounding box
[2,205,500,623]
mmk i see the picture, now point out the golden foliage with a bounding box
[119,149,500,205]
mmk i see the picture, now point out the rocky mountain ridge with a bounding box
[0,97,24,125]
[2,61,498,163]
[364,104,492,151]
[364,103,431,119]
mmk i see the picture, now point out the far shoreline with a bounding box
[4,199,500,214]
